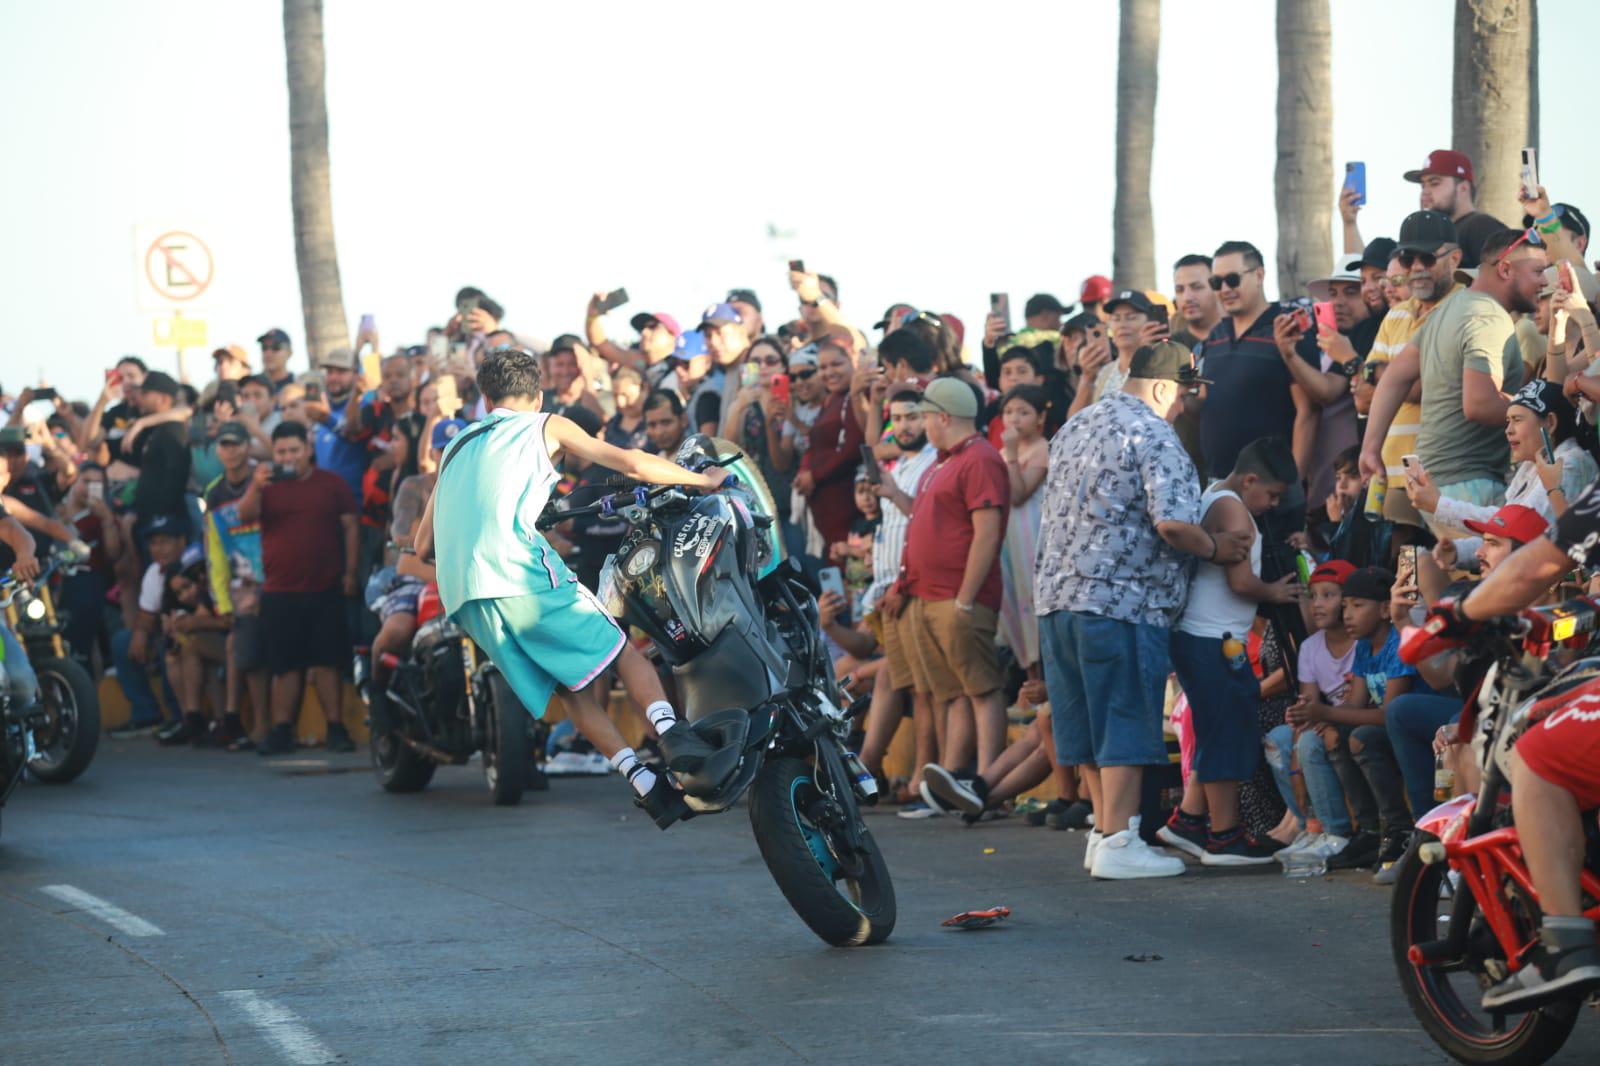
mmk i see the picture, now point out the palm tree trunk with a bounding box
[1452,0,1535,224]
[284,0,349,363]
[1274,0,1332,300]
[1112,0,1159,293]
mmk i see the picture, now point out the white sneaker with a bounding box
[1273,830,1320,864]
[1091,829,1186,880]
[545,751,611,776]
[1083,829,1104,871]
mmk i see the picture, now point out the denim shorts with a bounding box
[1169,630,1262,783]
[1041,610,1170,768]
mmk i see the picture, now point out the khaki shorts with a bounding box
[879,605,921,693]
[906,597,1002,705]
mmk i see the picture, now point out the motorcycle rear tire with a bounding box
[1390,832,1579,1065]
[485,672,528,807]
[372,731,437,793]
[749,755,895,947]
[27,656,99,784]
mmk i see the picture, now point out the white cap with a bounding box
[1307,255,1366,301]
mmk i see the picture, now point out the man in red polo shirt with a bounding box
[880,377,1011,777]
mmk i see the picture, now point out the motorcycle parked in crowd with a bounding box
[0,551,102,839]
[1391,599,1600,1065]
[540,436,896,947]
[356,586,548,807]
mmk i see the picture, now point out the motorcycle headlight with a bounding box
[21,594,45,621]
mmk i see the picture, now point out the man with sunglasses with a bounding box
[1194,241,1316,525]
[1362,211,1467,532]
[257,328,296,394]
[1403,149,1505,269]
[1362,227,1544,537]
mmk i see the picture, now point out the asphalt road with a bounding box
[3,740,1597,1066]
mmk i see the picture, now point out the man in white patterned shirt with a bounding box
[857,387,939,803]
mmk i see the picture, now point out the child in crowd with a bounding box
[830,474,880,623]
[1267,559,1358,866]
[158,548,237,747]
[1287,566,1419,878]
[1160,436,1301,868]
[997,384,1049,679]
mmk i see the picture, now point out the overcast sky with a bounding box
[2,0,1588,400]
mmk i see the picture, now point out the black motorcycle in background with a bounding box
[0,551,102,839]
[541,436,896,947]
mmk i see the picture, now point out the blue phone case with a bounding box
[1345,162,1366,206]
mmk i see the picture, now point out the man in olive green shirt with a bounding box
[1361,227,1548,534]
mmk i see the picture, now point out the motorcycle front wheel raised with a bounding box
[749,755,895,947]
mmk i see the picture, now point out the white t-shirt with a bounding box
[1297,629,1356,703]
[138,562,165,614]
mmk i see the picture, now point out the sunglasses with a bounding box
[1496,227,1546,264]
[792,369,818,381]
[1207,271,1255,291]
[899,310,943,327]
[1385,274,1408,287]
[262,343,287,351]
[756,354,785,367]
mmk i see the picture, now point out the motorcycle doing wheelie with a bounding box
[539,436,896,947]
[1390,599,1600,1065]
[356,582,548,807]
[0,551,102,839]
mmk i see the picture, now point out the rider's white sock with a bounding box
[611,747,657,797]
[645,701,679,734]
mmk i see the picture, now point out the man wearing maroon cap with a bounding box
[584,294,681,389]
[1404,149,1506,269]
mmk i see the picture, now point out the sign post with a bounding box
[134,226,215,380]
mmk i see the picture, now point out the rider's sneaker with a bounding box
[1091,829,1185,879]
[657,720,718,771]
[325,723,356,754]
[922,764,987,816]
[1326,829,1382,871]
[1156,810,1209,860]
[1482,922,1600,1012]
[635,774,689,830]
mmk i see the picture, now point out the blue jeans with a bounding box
[1042,610,1170,769]
[111,628,163,726]
[1170,630,1261,782]
[1265,724,1303,823]
[1385,693,1462,817]
[2,625,37,708]
[59,569,108,665]
[1296,726,1354,836]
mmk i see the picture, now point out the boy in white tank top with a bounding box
[1158,436,1303,867]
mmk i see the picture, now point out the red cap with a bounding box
[1463,503,1547,545]
[1309,559,1357,586]
[1079,275,1113,304]
[1404,149,1474,185]
[941,312,964,348]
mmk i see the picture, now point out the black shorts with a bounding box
[231,613,266,672]
[260,589,348,675]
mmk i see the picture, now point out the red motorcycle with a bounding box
[1391,599,1600,1064]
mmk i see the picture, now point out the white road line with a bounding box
[40,884,165,937]
[221,990,337,1065]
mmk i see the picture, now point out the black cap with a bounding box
[215,421,250,445]
[726,288,762,312]
[547,334,586,356]
[872,303,915,330]
[1343,566,1395,603]
[1508,379,1577,440]
[1061,311,1099,334]
[1520,203,1591,244]
[1359,237,1399,270]
[0,426,25,449]
[1395,210,1459,255]
[141,371,180,398]
[1103,290,1157,317]
[1023,293,1066,318]
[144,513,188,539]
[1128,340,1210,384]
[257,328,291,347]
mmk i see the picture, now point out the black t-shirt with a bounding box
[0,498,14,573]
[1197,304,1318,479]
[129,422,192,519]
[1553,482,1600,567]
[100,401,137,465]
[1455,211,1507,270]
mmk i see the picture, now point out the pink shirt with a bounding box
[1298,630,1356,704]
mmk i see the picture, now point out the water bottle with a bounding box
[845,751,878,799]
[1282,854,1328,878]
[1221,632,1248,672]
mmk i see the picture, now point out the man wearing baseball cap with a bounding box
[1403,149,1505,268]
[725,288,764,339]
[1354,237,1400,315]
[257,328,295,393]
[583,292,680,389]
[876,377,1011,805]
[1079,274,1113,317]
[1035,341,1250,880]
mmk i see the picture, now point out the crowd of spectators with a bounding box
[1,148,1594,900]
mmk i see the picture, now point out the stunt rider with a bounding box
[1436,479,1600,1011]
[0,483,43,714]
[414,347,720,822]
